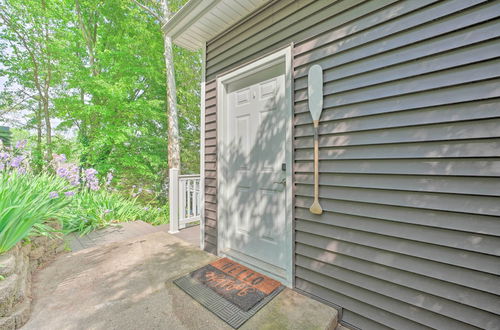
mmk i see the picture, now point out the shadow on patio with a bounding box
[22,229,337,330]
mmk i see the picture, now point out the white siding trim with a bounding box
[163,0,270,51]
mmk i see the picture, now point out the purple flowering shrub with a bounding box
[49,153,167,234]
[0,139,30,173]
[0,140,168,244]
[52,154,168,234]
[0,140,71,253]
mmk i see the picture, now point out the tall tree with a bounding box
[133,0,180,170]
[0,0,58,161]
[72,0,100,170]
[53,0,173,191]
[1,0,200,199]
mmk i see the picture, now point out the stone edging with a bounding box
[0,233,66,330]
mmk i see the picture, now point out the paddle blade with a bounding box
[309,200,323,215]
[308,64,323,121]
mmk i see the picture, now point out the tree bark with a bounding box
[75,0,99,77]
[132,0,181,172]
[36,99,43,172]
[42,96,52,160]
[75,0,100,169]
[160,0,180,170]
[41,0,52,162]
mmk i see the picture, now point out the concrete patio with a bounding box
[22,226,338,329]
[67,221,201,251]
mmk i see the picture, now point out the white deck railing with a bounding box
[168,169,201,234]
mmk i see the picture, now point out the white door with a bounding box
[223,63,288,277]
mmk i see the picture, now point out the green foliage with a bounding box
[1,0,200,199]
[0,172,70,254]
[0,127,11,147]
[175,45,201,174]
[0,0,198,250]
[62,189,168,235]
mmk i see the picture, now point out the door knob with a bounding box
[274,178,286,185]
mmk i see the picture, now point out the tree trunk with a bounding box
[161,0,180,170]
[42,96,52,161]
[36,99,43,172]
[75,0,98,77]
[42,0,52,162]
[75,1,99,169]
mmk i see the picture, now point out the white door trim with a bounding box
[216,46,293,287]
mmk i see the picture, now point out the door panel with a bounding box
[225,63,287,270]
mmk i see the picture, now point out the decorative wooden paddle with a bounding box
[308,65,323,215]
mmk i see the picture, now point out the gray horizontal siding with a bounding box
[294,99,500,132]
[293,158,500,177]
[294,118,500,147]
[296,231,499,296]
[294,218,500,274]
[294,139,500,160]
[294,208,500,256]
[204,80,217,254]
[294,60,500,106]
[294,38,500,92]
[295,266,495,330]
[296,244,500,315]
[295,257,498,329]
[294,173,500,196]
[293,0,497,69]
[205,0,500,329]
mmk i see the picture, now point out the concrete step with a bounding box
[240,288,338,330]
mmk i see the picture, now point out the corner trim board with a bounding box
[200,41,207,250]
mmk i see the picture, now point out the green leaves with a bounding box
[0,172,70,253]
[1,0,200,200]
[63,189,168,235]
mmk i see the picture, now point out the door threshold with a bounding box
[221,248,289,286]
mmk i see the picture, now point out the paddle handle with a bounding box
[313,121,319,199]
[310,120,323,214]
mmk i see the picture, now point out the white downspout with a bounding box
[199,41,206,250]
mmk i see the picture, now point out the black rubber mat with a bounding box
[188,257,283,311]
[173,274,284,329]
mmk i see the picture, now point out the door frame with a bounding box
[216,46,293,287]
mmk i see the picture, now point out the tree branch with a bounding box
[0,9,45,100]
[132,0,163,23]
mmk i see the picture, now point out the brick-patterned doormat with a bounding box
[173,257,284,328]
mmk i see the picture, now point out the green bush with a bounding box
[0,172,70,253]
[0,145,169,247]
[63,190,168,235]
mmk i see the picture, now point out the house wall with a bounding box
[203,0,500,328]
[203,79,217,254]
